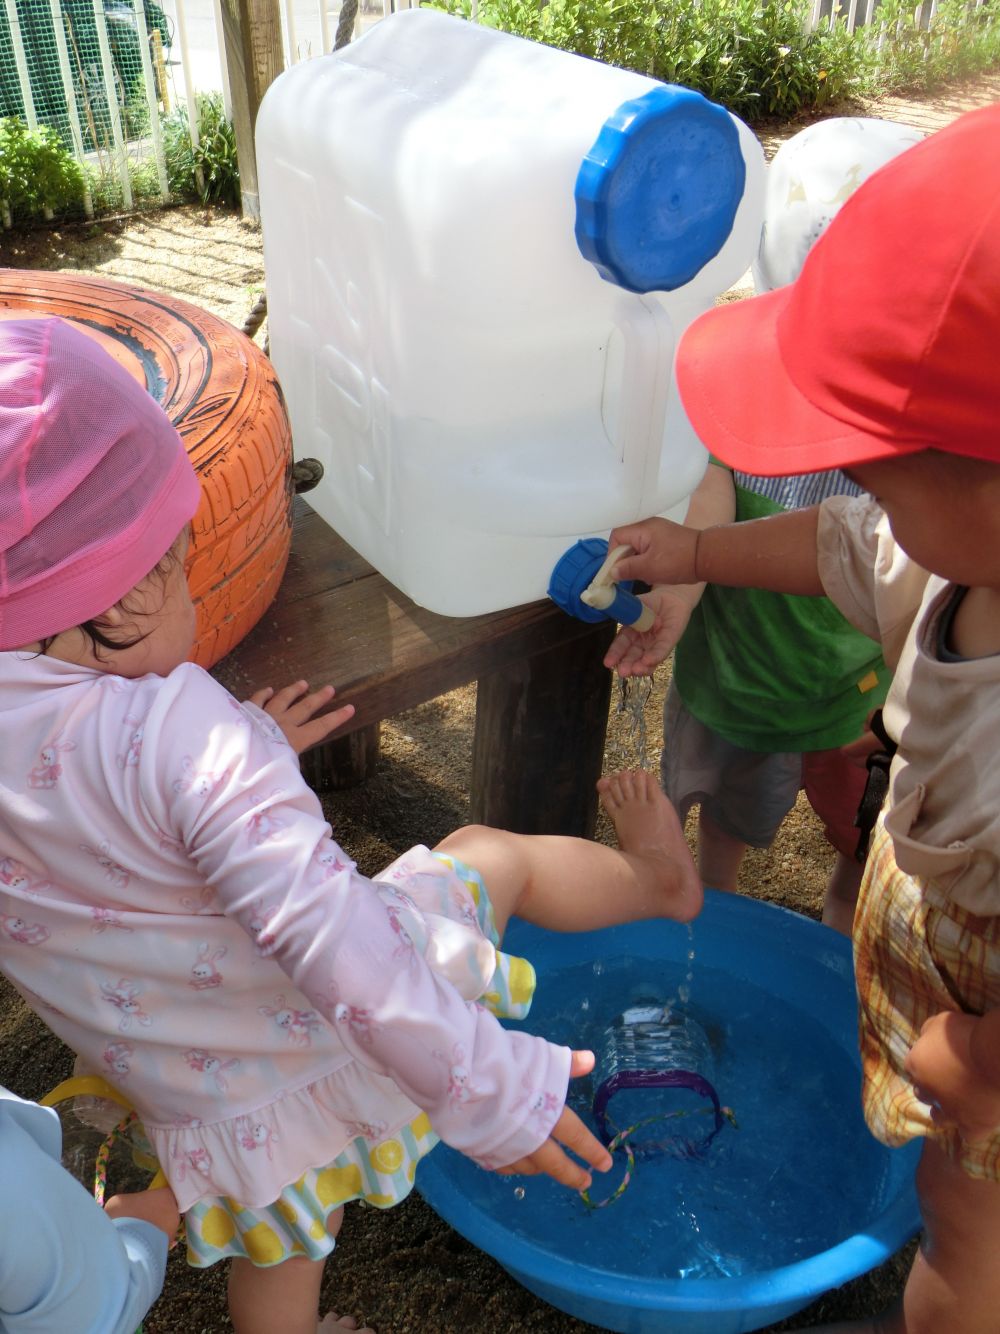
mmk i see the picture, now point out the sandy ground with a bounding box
[3,69,1000,1331]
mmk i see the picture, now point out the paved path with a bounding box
[757,66,1000,156]
[865,67,1000,134]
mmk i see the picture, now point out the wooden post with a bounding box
[470,621,616,837]
[219,0,284,221]
[301,724,382,792]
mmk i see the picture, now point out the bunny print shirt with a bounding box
[0,654,570,1211]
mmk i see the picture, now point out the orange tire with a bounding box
[0,269,293,668]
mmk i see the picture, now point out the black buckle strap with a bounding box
[853,708,897,864]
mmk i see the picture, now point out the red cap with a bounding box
[675,103,1000,477]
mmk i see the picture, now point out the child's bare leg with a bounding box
[434,769,701,936]
[695,809,747,893]
[784,1139,1000,1334]
[228,1205,367,1334]
[896,1139,1000,1334]
[228,1254,326,1334]
[821,852,864,936]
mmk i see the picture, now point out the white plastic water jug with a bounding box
[256,10,765,615]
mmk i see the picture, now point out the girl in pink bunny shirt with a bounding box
[0,318,702,1334]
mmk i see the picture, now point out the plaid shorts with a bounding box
[854,817,1000,1180]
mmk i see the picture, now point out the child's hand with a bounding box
[247,680,356,755]
[840,710,892,770]
[604,585,697,677]
[105,1184,182,1246]
[905,1011,1000,1144]
[608,518,700,589]
[494,1051,613,1191]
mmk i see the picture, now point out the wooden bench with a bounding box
[212,497,616,836]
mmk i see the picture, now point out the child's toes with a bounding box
[597,771,625,810]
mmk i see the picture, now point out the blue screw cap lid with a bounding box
[575,85,746,294]
[548,538,613,624]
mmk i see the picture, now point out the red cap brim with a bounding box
[676,288,928,477]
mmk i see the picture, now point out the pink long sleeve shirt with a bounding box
[0,654,570,1211]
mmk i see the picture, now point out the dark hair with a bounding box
[39,530,189,661]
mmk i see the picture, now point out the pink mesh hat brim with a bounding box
[0,317,202,649]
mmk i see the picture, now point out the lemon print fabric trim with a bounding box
[316,1163,363,1207]
[370,1138,404,1174]
[507,956,536,1007]
[200,1205,237,1249]
[242,1221,285,1265]
[410,1111,432,1139]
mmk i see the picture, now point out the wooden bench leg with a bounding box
[301,723,381,791]
[470,621,615,837]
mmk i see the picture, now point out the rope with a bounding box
[334,0,360,50]
[292,458,325,493]
[241,294,268,341]
[579,1104,738,1210]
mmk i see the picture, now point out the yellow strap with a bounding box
[39,1074,135,1111]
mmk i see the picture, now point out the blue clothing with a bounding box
[0,1087,168,1334]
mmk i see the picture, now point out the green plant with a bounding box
[424,0,996,122]
[862,0,1000,95]
[428,0,866,119]
[0,117,86,224]
[162,92,240,208]
[85,154,166,214]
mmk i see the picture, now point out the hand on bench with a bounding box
[247,680,356,755]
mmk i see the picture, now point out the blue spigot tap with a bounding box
[548,538,655,630]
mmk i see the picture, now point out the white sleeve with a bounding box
[137,666,571,1170]
[817,494,931,671]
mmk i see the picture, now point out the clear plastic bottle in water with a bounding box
[593,1004,721,1156]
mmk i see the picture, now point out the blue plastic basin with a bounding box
[417,889,920,1333]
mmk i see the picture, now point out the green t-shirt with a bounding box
[673,470,889,752]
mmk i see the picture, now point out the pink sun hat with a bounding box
[0,317,201,649]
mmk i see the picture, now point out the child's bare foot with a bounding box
[598,769,680,854]
[105,1184,181,1245]
[597,769,702,920]
[318,1314,374,1333]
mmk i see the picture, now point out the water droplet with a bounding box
[677,984,691,1004]
[592,960,605,976]
[514,1186,525,1201]
[580,997,590,1011]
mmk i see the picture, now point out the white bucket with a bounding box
[256,10,765,615]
